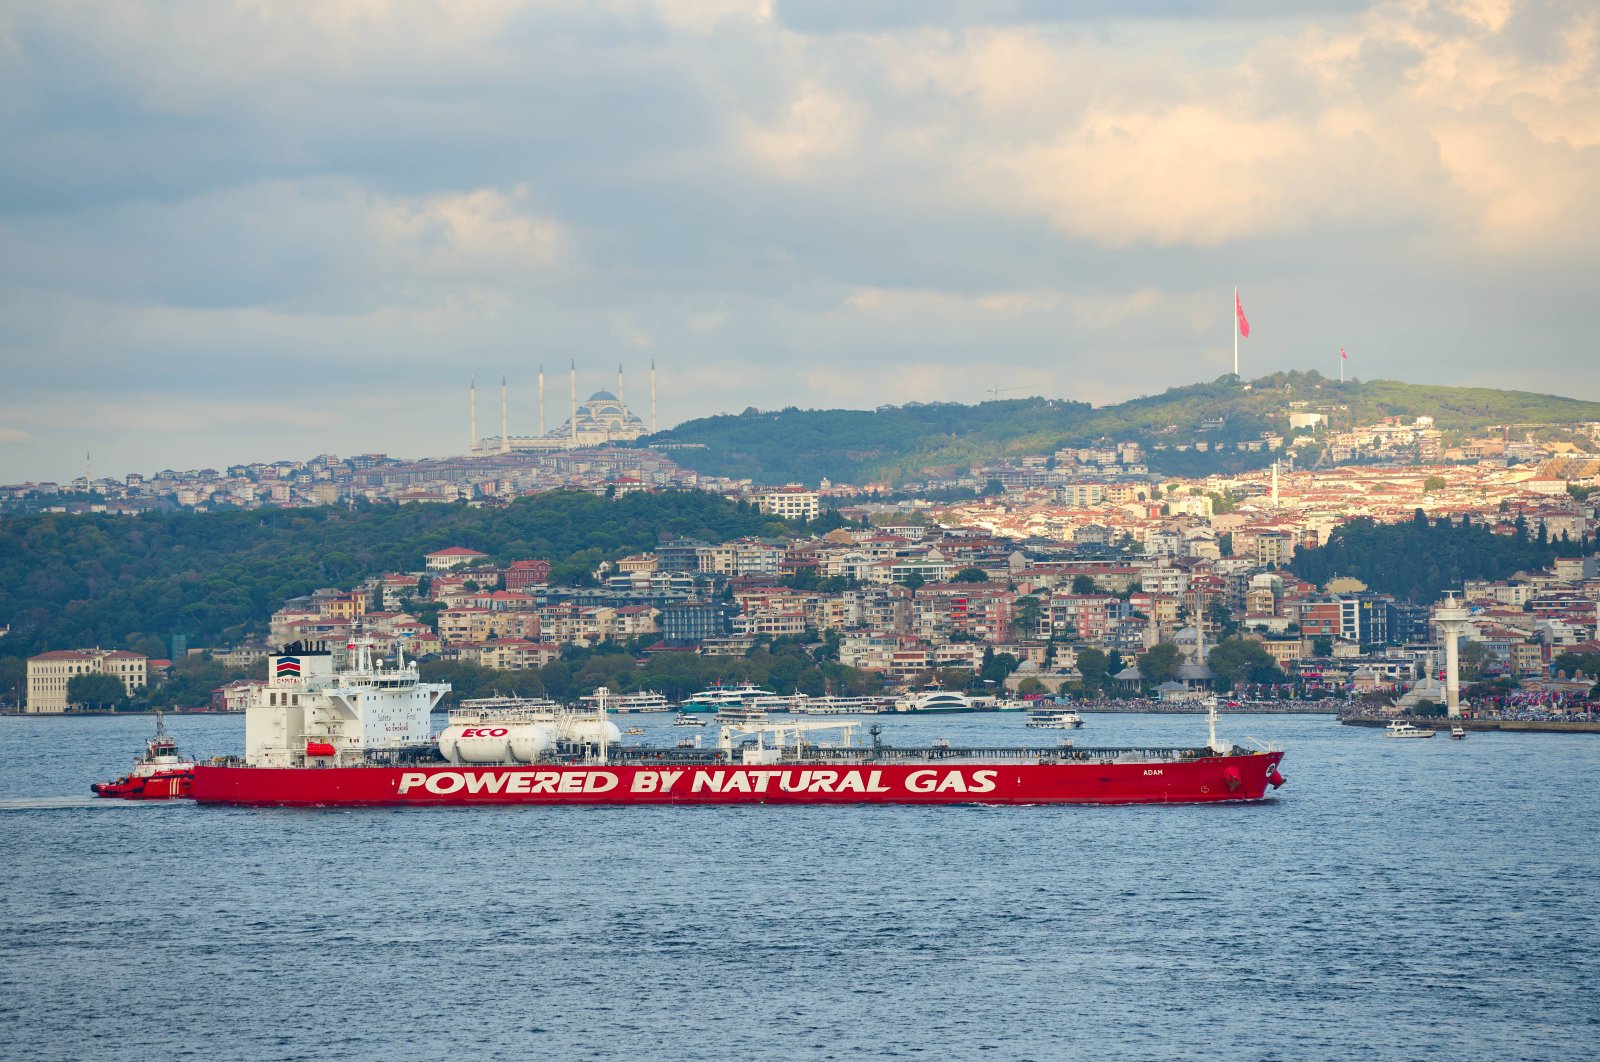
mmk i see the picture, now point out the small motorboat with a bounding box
[91,714,196,799]
[1385,720,1436,740]
[673,713,708,726]
[624,726,645,736]
[1450,724,1467,740]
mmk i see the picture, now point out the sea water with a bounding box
[0,712,1595,1061]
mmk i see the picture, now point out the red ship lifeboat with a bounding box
[306,741,338,758]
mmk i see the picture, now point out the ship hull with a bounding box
[193,752,1284,807]
[92,771,194,800]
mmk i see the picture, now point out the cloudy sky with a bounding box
[1,0,1596,482]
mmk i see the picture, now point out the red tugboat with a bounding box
[92,714,196,800]
[186,642,1288,808]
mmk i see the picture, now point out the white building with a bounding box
[754,486,821,522]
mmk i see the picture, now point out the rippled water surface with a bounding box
[1,712,1596,1061]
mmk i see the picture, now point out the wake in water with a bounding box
[0,796,159,811]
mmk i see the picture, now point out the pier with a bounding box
[1339,714,1600,734]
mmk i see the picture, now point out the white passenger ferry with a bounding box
[1025,705,1084,729]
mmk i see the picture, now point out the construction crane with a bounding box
[987,386,1024,402]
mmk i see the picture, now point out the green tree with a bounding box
[1015,677,1045,696]
[129,635,168,660]
[67,672,128,710]
[1012,595,1043,639]
[1075,647,1110,693]
[1552,651,1600,679]
[980,652,1020,686]
[1137,642,1182,685]
[1313,636,1333,657]
[1422,475,1447,493]
[1071,574,1099,595]
[1208,602,1239,640]
[1206,637,1285,689]
[0,655,24,709]
[1457,641,1494,681]
[952,567,989,583]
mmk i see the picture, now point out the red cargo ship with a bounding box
[188,642,1286,808]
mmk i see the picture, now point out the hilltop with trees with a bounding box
[1289,511,1587,602]
[645,372,1600,485]
[0,490,830,660]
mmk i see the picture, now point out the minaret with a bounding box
[469,377,478,452]
[1271,461,1279,508]
[617,362,625,409]
[650,360,658,433]
[500,376,510,454]
[569,360,578,445]
[538,363,546,437]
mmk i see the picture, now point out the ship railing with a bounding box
[599,744,1219,766]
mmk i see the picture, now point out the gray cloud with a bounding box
[0,0,1595,482]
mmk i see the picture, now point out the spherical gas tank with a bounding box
[438,723,552,764]
[561,718,623,746]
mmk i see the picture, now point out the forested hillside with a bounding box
[1288,513,1587,601]
[652,397,1094,484]
[649,372,1600,485]
[0,491,805,656]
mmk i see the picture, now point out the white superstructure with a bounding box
[246,641,449,768]
[894,688,973,713]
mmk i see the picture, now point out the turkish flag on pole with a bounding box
[1341,347,1348,360]
[1235,292,1250,338]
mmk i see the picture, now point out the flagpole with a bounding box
[1339,350,1343,384]
[1233,286,1239,379]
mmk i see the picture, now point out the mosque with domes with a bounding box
[467,363,656,455]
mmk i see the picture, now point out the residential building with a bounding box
[754,486,821,522]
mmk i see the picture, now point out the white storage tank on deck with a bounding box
[437,723,553,765]
[560,717,622,746]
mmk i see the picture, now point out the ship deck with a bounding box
[207,743,1252,769]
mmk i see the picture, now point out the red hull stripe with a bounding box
[193,754,1284,807]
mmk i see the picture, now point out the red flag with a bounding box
[1340,347,1348,360]
[1235,292,1250,338]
